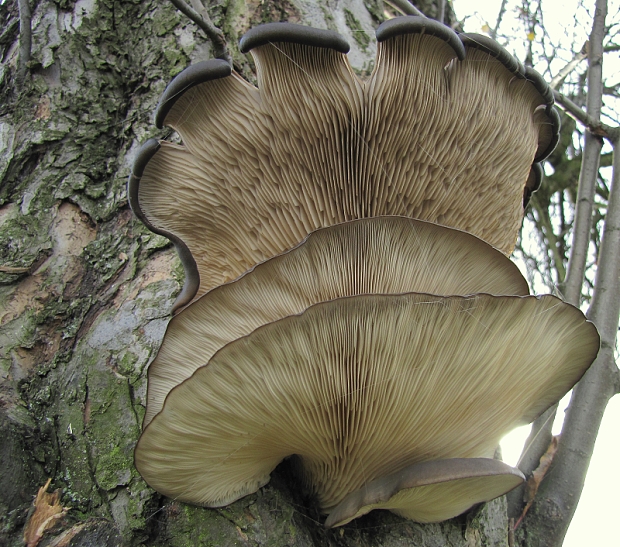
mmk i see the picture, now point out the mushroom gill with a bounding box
[135,293,598,512]
[143,216,529,427]
[129,17,559,308]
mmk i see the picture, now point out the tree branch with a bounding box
[517,3,614,541]
[437,0,446,23]
[554,90,619,140]
[533,201,568,283]
[524,131,620,547]
[562,0,607,305]
[549,43,587,89]
[491,0,508,40]
[17,0,32,84]
[168,0,230,63]
[385,0,426,17]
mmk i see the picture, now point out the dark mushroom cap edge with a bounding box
[127,139,200,312]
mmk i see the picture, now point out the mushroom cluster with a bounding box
[130,17,599,526]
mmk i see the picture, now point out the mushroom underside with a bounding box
[143,216,529,427]
[135,293,598,512]
[130,19,577,528]
[130,18,559,305]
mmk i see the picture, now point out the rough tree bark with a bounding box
[0,1,525,546]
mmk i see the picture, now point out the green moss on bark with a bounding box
[344,9,370,51]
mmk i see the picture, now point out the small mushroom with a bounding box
[135,293,598,512]
[129,18,560,307]
[143,216,529,427]
[324,458,525,527]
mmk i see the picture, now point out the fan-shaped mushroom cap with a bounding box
[135,293,598,512]
[325,458,525,527]
[143,216,529,427]
[129,18,559,307]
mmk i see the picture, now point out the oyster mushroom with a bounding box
[135,293,598,512]
[129,18,559,308]
[142,216,529,427]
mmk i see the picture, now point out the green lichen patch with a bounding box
[96,446,133,491]
[53,0,77,10]
[248,0,301,27]
[140,231,171,253]
[344,9,370,51]
[158,503,243,547]
[0,211,54,285]
[151,3,182,37]
[83,234,128,285]
[362,0,386,24]
[162,34,191,78]
[0,308,38,354]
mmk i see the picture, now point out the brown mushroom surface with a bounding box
[135,293,598,512]
[325,458,525,527]
[143,216,529,427]
[130,18,559,307]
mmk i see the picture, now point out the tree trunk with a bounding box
[0,1,512,545]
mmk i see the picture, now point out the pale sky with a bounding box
[452,0,620,544]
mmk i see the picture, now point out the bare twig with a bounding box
[168,0,230,63]
[556,3,608,297]
[549,43,588,89]
[437,0,446,23]
[17,0,32,84]
[554,90,618,140]
[385,0,426,17]
[491,0,508,40]
[0,266,29,273]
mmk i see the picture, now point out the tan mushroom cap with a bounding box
[135,293,598,512]
[325,458,525,527]
[134,22,555,304]
[143,216,529,427]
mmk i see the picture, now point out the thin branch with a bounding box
[517,2,610,539]
[526,133,620,547]
[562,0,608,304]
[533,202,568,282]
[491,0,508,40]
[17,0,32,84]
[549,43,588,89]
[386,0,426,17]
[554,90,619,140]
[437,0,446,23]
[603,83,620,95]
[168,0,230,63]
